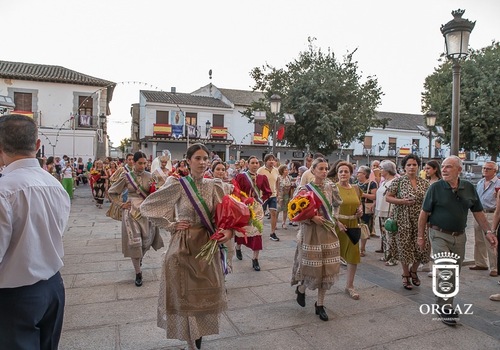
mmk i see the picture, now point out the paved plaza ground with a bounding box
[59,185,500,350]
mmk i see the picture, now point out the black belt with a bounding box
[483,209,495,213]
[429,225,464,236]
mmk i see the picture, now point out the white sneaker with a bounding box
[489,294,500,301]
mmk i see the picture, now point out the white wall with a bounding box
[39,128,97,160]
[0,80,105,127]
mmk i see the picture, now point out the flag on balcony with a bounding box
[262,124,270,139]
[277,125,285,140]
[399,147,410,156]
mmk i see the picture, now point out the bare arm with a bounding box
[473,211,498,250]
[492,190,500,230]
[417,210,430,249]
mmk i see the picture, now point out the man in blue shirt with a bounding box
[470,161,498,276]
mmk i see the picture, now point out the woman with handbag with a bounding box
[291,158,343,320]
[335,161,363,300]
[374,160,398,266]
[140,144,232,350]
[356,165,378,256]
[386,154,431,290]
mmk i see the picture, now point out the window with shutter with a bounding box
[14,92,32,111]
[156,111,169,124]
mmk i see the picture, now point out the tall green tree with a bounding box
[119,138,131,154]
[243,38,385,155]
[422,41,500,161]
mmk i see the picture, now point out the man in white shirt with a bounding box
[258,154,280,241]
[0,114,70,349]
[299,152,325,186]
[470,161,499,276]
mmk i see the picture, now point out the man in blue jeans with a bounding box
[258,154,280,241]
[418,156,497,326]
[0,114,70,349]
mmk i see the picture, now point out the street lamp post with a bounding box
[97,113,106,160]
[440,9,475,156]
[269,94,281,156]
[425,111,437,160]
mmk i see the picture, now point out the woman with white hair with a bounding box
[375,160,398,266]
[152,155,173,188]
[151,151,173,188]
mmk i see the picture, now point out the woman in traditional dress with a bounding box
[92,160,108,208]
[335,161,363,300]
[108,152,164,287]
[291,158,342,321]
[234,155,271,271]
[211,160,236,272]
[140,143,232,350]
[152,155,173,188]
[175,159,190,177]
[386,154,430,290]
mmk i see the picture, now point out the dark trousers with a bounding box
[0,272,65,350]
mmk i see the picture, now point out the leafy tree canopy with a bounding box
[242,37,385,155]
[422,41,500,161]
[119,138,131,153]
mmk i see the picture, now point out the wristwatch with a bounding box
[485,230,493,235]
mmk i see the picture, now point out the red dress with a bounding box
[234,172,272,250]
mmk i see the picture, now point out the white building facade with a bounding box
[0,60,115,161]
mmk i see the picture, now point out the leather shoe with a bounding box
[252,259,260,271]
[195,337,202,349]
[436,307,457,326]
[135,273,143,287]
[490,293,500,301]
[469,265,488,270]
[236,249,243,260]
[315,302,328,321]
[295,286,305,307]
[489,271,498,277]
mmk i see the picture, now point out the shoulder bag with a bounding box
[363,181,375,214]
[384,179,400,233]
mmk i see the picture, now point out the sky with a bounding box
[3,0,499,145]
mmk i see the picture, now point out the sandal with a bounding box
[345,287,360,300]
[281,223,288,230]
[410,270,421,286]
[402,275,413,290]
[360,250,366,257]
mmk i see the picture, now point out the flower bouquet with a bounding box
[233,188,263,235]
[196,194,251,269]
[288,190,336,231]
[288,190,318,222]
[89,169,101,183]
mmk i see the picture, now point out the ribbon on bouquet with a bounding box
[179,176,229,275]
